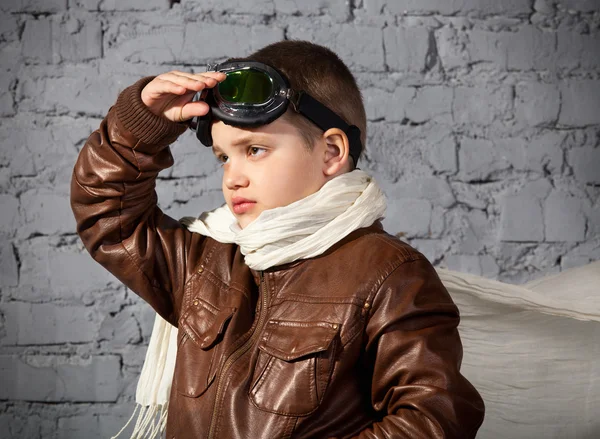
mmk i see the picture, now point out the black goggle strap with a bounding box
[293,92,362,167]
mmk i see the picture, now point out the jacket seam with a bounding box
[365,254,427,319]
[116,140,176,322]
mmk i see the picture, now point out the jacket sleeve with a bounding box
[70,76,199,326]
[351,256,485,439]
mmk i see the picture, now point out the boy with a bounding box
[71,41,484,438]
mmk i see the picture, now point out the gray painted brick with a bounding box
[287,22,384,70]
[412,177,456,208]
[0,194,20,233]
[0,42,21,73]
[0,355,122,402]
[53,14,103,63]
[0,413,55,439]
[496,132,565,175]
[98,310,142,345]
[0,73,14,116]
[18,238,118,302]
[21,17,52,63]
[366,122,436,178]
[20,190,75,237]
[557,30,600,69]
[561,254,592,270]
[559,80,600,126]
[500,194,544,242]
[568,146,600,184]
[534,0,555,14]
[557,0,600,12]
[406,86,453,124]
[364,0,532,16]
[58,411,136,439]
[435,27,469,70]
[544,190,587,242]
[422,127,457,174]
[2,302,103,345]
[0,240,18,287]
[0,13,20,43]
[0,93,14,117]
[526,132,566,174]
[515,82,560,126]
[520,178,553,199]
[182,22,284,63]
[385,177,455,209]
[0,121,38,177]
[165,190,227,222]
[72,0,167,10]
[104,16,184,64]
[466,27,557,71]
[584,203,600,240]
[383,26,430,72]
[274,0,348,20]
[183,0,274,14]
[458,137,510,181]
[170,133,223,179]
[383,198,432,238]
[445,254,500,277]
[18,68,135,117]
[452,85,513,125]
[0,116,94,191]
[363,87,414,121]
[1,0,66,12]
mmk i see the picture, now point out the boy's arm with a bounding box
[70,76,194,326]
[351,257,485,439]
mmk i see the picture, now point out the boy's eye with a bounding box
[216,154,229,164]
[249,146,266,157]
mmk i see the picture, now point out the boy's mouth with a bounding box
[231,197,256,215]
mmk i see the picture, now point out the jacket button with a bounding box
[198,267,204,273]
[193,300,199,306]
[363,302,371,309]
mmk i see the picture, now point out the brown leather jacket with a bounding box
[70,77,485,439]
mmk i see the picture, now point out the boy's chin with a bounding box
[236,214,258,230]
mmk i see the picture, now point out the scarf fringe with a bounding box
[111,402,169,439]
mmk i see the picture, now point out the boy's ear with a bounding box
[322,128,351,176]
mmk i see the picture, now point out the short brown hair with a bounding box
[229,40,367,163]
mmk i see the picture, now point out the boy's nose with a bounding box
[224,162,250,190]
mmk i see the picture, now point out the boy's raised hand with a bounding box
[141,70,226,123]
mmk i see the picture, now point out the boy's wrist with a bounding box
[115,76,189,146]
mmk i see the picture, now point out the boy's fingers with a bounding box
[164,71,226,84]
[180,100,210,120]
[150,78,187,95]
[158,73,220,92]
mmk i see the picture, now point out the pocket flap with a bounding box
[258,320,340,362]
[180,299,236,350]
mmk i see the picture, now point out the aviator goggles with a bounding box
[188,61,362,167]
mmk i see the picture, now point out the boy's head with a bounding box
[209,40,366,228]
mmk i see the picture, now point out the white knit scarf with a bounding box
[111,170,387,438]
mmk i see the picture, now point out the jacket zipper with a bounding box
[207,271,269,439]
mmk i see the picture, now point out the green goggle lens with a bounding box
[218,68,274,105]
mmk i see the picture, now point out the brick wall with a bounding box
[0,0,598,437]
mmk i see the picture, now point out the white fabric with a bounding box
[438,262,600,438]
[112,169,387,438]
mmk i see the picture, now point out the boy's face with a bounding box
[211,118,328,229]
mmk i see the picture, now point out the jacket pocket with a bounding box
[176,298,236,398]
[249,319,340,416]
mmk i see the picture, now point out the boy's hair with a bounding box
[229,40,367,163]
